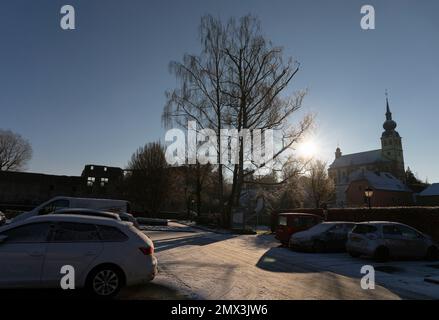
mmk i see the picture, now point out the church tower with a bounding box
[380,94,405,181]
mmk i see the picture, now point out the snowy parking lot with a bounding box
[117,222,439,300]
[1,221,437,300]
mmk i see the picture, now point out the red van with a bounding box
[275,213,323,245]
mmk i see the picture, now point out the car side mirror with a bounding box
[0,235,8,244]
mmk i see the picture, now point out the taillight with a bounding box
[139,246,154,255]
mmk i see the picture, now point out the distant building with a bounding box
[0,164,124,209]
[329,96,407,207]
[417,183,439,206]
[345,170,413,207]
[0,171,82,207]
[81,164,124,198]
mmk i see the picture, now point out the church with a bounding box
[328,96,411,207]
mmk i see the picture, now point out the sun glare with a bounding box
[297,139,318,158]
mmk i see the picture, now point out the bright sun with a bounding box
[297,140,318,158]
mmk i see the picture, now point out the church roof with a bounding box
[419,183,439,196]
[349,170,411,192]
[329,149,388,169]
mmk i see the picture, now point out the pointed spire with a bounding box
[385,89,392,120]
[383,90,397,132]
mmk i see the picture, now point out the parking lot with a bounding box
[1,220,439,300]
[117,222,439,300]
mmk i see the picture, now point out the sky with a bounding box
[0,0,438,182]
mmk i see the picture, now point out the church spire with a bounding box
[383,90,397,131]
[385,90,392,121]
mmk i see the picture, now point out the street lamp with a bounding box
[364,187,373,209]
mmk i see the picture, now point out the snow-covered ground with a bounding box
[118,222,439,300]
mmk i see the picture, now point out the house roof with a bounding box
[349,170,411,192]
[419,183,439,196]
[329,149,389,169]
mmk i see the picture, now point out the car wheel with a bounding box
[349,251,361,258]
[313,240,326,253]
[87,265,124,298]
[374,246,390,262]
[426,246,439,261]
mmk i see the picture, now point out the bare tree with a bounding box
[163,14,313,226]
[303,160,335,209]
[220,16,312,211]
[0,129,32,171]
[126,142,169,215]
[163,15,228,221]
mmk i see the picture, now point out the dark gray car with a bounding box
[289,222,355,252]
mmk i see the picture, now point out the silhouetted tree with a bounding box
[126,142,169,215]
[405,166,429,193]
[303,160,335,209]
[0,129,32,171]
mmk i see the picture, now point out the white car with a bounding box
[0,214,157,297]
[346,221,439,262]
[12,196,131,224]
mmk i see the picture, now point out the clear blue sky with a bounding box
[1,0,438,182]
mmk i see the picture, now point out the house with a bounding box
[345,170,413,207]
[417,183,439,206]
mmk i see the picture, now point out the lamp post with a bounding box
[364,187,373,209]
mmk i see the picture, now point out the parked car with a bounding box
[53,208,122,221]
[118,212,141,229]
[0,211,6,226]
[0,214,157,297]
[12,197,131,224]
[289,222,355,252]
[41,208,141,229]
[275,213,323,245]
[346,221,439,262]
